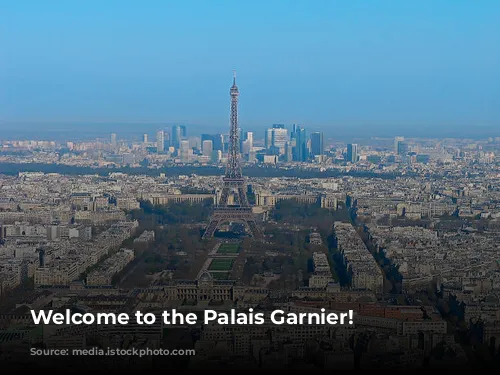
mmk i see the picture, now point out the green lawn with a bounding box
[208,258,234,271]
[217,243,240,254]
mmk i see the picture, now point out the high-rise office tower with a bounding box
[180,140,190,161]
[201,133,210,143]
[188,136,200,150]
[292,126,307,162]
[171,125,187,148]
[211,149,222,163]
[240,131,253,155]
[265,125,287,152]
[110,133,117,149]
[243,131,253,146]
[271,127,288,154]
[265,128,273,149]
[163,131,171,149]
[239,131,250,155]
[397,141,410,156]
[239,128,243,147]
[171,125,182,148]
[395,136,405,154]
[310,132,324,157]
[222,134,230,152]
[347,143,358,163]
[202,133,224,152]
[156,130,165,152]
[213,133,224,151]
[241,140,251,155]
[143,133,148,143]
[202,140,213,156]
[285,141,293,162]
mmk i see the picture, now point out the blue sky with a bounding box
[0,0,499,137]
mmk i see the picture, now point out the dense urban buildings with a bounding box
[0,78,499,370]
[0,132,498,368]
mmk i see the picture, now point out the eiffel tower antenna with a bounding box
[203,73,262,240]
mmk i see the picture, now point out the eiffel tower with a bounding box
[203,72,262,240]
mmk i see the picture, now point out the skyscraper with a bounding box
[201,133,210,143]
[202,133,224,152]
[265,128,273,149]
[243,131,253,144]
[110,133,117,149]
[241,131,253,155]
[180,125,187,138]
[180,140,190,161]
[163,131,171,149]
[156,130,164,152]
[346,143,358,163]
[292,126,307,162]
[188,136,201,150]
[202,140,213,156]
[394,136,405,154]
[265,124,287,153]
[143,133,148,143]
[271,127,288,154]
[397,141,410,156]
[285,141,293,162]
[214,134,223,152]
[171,125,182,148]
[222,134,230,152]
[310,132,324,157]
[211,150,222,163]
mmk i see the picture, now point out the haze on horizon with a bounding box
[1,0,499,139]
